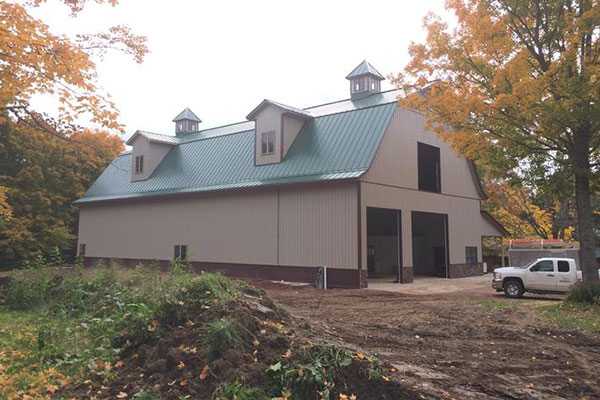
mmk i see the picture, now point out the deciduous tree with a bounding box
[0,120,124,268]
[395,0,600,281]
[0,0,148,133]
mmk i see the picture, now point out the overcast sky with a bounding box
[29,0,451,141]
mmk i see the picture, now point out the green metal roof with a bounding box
[76,92,399,204]
[346,60,385,80]
[173,107,201,122]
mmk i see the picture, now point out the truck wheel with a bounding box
[503,280,524,298]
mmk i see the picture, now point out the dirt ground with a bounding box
[255,276,600,400]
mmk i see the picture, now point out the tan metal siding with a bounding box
[131,136,172,181]
[360,181,489,269]
[78,190,279,265]
[362,107,482,199]
[278,183,358,269]
[254,106,283,165]
[78,183,358,270]
[281,114,305,159]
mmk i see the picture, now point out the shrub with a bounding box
[206,318,243,360]
[5,270,54,310]
[566,282,600,304]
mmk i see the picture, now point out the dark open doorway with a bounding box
[411,211,448,277]
[367,207,402,280]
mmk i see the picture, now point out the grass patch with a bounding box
[0,264,244,398]
[537,303,600,331]
[481,299,511,310]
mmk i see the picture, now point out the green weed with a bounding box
[214,381,267,400]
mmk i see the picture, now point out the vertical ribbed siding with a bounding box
[360,181,488,267]
[78,190,279,265]
[278,183,358,270]
[361,108,482,200]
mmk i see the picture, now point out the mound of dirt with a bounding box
[65,285,419,399]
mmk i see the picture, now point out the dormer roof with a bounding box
[173,107,201,122]
[246,99,314,121]
[126,130,179,146]
[346,60,385,81]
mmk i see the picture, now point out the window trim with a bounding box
[134,155,144,174]
[465,246,478,266]
[174,244,188,261]
[261,131,275,155]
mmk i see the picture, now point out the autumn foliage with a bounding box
[395,0,600,281]
[0,120,123,267]
[0,0,147,132]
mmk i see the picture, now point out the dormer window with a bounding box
[135,155,144,174]
[261,131,275,155]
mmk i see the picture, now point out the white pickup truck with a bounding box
[492,257,594,298]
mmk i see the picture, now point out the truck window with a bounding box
[557,261,570,273]
[530,260,554,272]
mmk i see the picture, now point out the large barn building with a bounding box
[75,61,506,287]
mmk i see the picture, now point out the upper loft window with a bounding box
[135,155,144,174]
[261,131,275,155]
[417,142,441,193]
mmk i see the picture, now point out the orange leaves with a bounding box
[0,0,147,132]
[116,392,128,398]
[199,365,209,380]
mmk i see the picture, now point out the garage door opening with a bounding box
[367,207,401,280]
[412,211,448,278]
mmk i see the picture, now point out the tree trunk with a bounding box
[573,131,599,282]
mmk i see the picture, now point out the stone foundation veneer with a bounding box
[448,263,484,279]
[400,266,414,283]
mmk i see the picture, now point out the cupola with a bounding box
[346,60,385,100]
[173,107,201,136]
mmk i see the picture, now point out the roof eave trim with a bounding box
[467,160,488,200]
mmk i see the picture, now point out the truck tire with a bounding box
[503,280,524,298]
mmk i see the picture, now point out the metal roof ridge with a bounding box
[303,88,400,110]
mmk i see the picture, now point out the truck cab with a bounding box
[492,257,580,298]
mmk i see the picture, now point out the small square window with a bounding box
[354,79,364,92]
[78,243,86,257]
[135,155,144,174]
[465,246,478,266]
[261,131,275,155]
[174,245,188,261]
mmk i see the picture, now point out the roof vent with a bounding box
[173,107,201,136]
[346,60,384,100]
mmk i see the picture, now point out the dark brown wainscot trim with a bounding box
[83,257,364,288]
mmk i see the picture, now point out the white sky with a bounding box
[29,0,451,141]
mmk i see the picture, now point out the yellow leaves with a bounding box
[339,394,357,400]
[116,392,128,398]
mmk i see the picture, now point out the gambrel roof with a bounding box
[75,90,401,204]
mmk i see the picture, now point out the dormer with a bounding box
[173,107,201,136]
[246,99,313,166]
[346,60,385,100]
[125,131,177,181]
